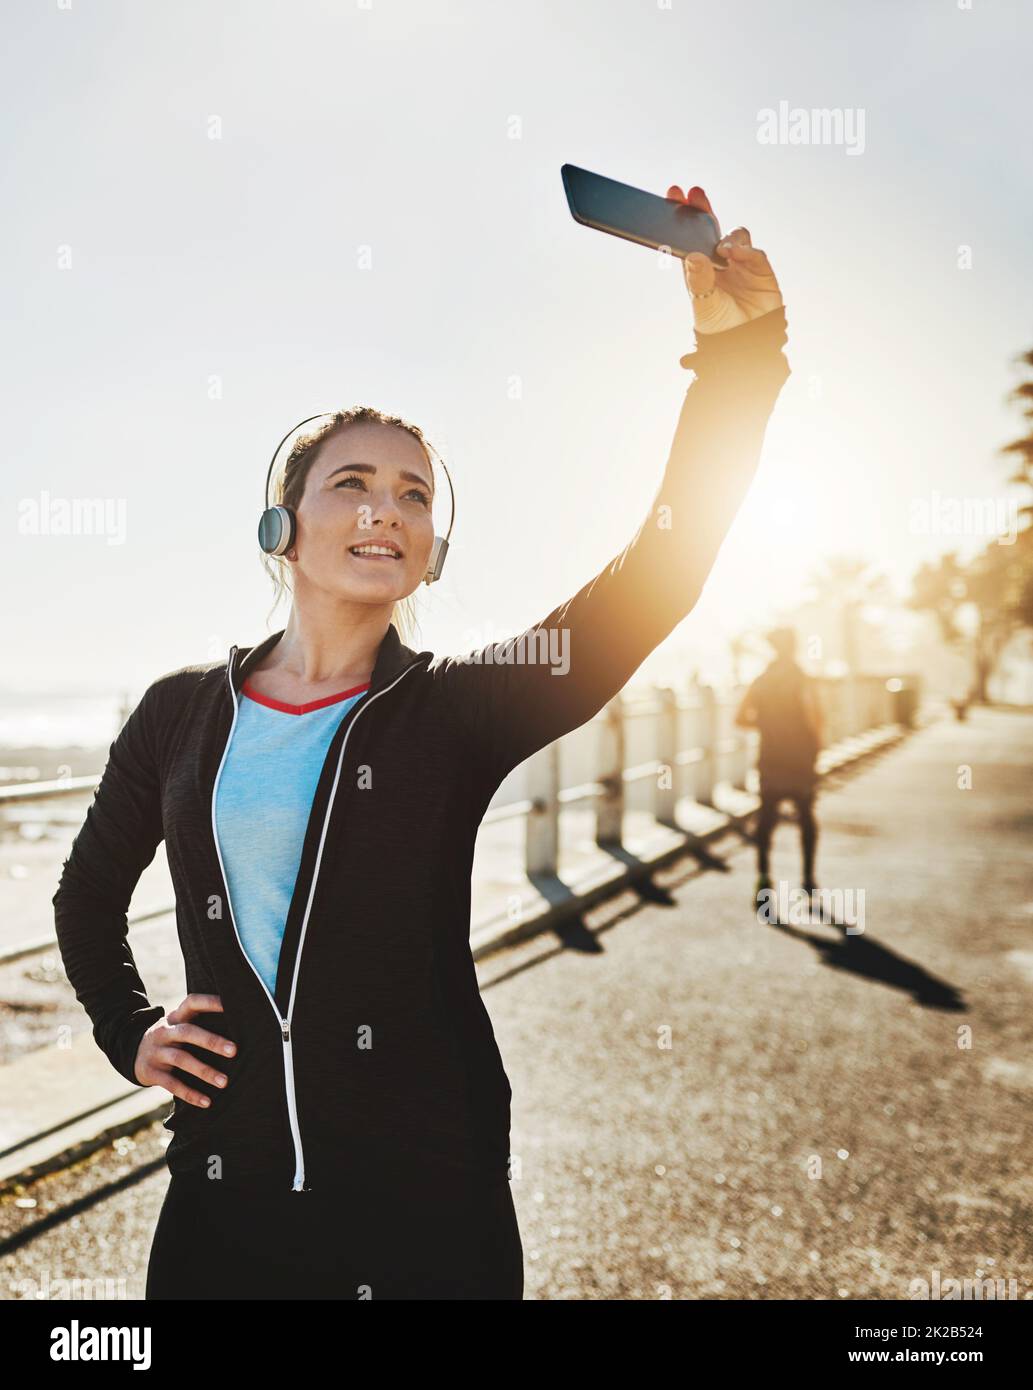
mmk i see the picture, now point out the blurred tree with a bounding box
[965,541,1029,700]
[1001,345,1033,520]
[910,553,969,645]
[909,548,1024,702]
[805,556,892,673]
[909,342,1033,701]
[1000,345,1033,593]
[991,342,1033,679]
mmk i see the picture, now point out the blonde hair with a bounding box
[260,405,442,648]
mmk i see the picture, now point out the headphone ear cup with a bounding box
[423,535,449,585]
[258,505,296,557]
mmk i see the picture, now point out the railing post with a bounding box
[525,742,560,876]
[829,679,844,744]
[596,694,625,847]
[856,676,867,733]
[728,687,750,790]
[654,685,679,829]
[696,684,717,807]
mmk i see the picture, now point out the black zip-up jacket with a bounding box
[53,307,790,1195]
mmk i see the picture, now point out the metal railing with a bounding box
[0,672,918,962]
[480,671,915,879]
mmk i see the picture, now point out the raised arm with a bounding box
[52,681,168,1086]
[433,187,791,788]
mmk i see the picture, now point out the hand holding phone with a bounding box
[677,186,783,335]
[561,165,783,336]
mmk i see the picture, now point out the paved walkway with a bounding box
[2,708,1031,1299]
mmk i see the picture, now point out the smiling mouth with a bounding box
[349,544,403,561]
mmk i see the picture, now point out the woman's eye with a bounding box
[334,477,429,507]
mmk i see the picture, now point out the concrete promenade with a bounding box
[1,707,1031,1299]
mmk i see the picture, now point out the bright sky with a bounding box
[4,0,1031,696]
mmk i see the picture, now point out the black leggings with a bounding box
[755,788,817,883]
[146,1166,524,1301]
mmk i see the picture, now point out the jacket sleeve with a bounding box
[435,305,791,787]
[52,679,168,1087]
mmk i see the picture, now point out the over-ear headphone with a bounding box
[257,412,455,585]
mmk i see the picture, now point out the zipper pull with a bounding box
[226,646,239,700]
[281,1018,290,1042]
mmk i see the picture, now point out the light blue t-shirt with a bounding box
[214,676,370,1000]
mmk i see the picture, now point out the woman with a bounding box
[53,185,790,1300]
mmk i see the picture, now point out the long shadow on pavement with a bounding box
[487,853,724,990]
[766,917,967,1011]
[529,838,732,961]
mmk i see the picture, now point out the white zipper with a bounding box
[211,642,422,1193]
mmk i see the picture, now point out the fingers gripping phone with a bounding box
[561,163,726,269]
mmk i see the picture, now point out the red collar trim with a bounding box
[241,678,371,715]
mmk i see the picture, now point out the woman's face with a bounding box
[291,420,436,604]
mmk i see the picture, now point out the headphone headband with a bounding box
[263,413,335,516]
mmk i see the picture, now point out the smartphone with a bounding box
[561,163,726,268]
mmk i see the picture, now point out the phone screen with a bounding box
[562,164,725,268]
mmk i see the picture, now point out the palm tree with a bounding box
[910,553,969,645]
[992,341,1033,674]
[908,342,1033,700]
[1001,346,1033,514]
[1000,346,1033,581]
[805,556,891,673]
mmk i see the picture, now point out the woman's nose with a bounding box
[367,490,404,526]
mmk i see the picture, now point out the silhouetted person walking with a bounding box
[735,628,824,905]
